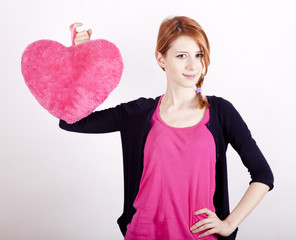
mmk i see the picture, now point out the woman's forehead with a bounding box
[169,36,202,52]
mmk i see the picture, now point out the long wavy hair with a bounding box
[155,16,210,109]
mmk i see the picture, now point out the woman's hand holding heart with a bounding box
[70,22,92,46]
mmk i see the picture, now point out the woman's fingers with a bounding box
[190,208,215,231]
[190,208,221,237]
[75,30,91,45]
[68,22,92,45]
[197,228,217,238]
[194,208,213,216]
[76,30,89,38]
[192,222,214,233]
[190,208,234,237]
[190,218,211,231]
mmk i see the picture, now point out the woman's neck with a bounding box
[162,86,199,110]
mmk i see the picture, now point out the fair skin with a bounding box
[72,23,270,238]
[155,35,206,128]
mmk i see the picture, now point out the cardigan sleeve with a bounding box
[219,97,274,191]
[59,97,145,133]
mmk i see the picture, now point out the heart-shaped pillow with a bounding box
[21,39,123,124]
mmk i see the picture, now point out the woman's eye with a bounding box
[177,54,186,58]
[176,54,204,59]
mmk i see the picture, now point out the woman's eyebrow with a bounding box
[175,51,203,53]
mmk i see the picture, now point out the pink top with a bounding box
[125,94,217,240]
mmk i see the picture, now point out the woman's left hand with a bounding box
[190,208,235,238]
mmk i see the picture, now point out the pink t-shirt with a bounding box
[125,94,217,240]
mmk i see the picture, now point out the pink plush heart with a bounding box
[21,39,123,123]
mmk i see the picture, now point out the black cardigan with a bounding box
[59,95,274,240]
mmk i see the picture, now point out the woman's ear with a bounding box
[155,51,165,69]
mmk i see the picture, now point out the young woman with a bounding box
[60,16,274,240]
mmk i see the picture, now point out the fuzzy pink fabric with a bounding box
[21,39,123,123]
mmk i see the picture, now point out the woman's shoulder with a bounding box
[206,95,244,123]
[206,94,245,125]
[206,94,234,109]
[120,95,159,107]
[115,95,160,115]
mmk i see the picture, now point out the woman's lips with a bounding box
[183,74,196,79]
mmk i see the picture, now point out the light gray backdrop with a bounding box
[1,0,295,239]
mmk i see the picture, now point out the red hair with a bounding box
[155,16,210,109]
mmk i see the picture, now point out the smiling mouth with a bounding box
[183,74,196,78]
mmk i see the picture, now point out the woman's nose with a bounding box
[186,58,197,70]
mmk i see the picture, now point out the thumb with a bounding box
[87,29,92,37]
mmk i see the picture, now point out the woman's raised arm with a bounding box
[59,103,125,133]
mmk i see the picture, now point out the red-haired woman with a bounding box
[60,16,274,240]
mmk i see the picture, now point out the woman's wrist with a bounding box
[223,218,238,235]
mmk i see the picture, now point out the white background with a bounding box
[1,0,295,239]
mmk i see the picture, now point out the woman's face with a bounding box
[156,35,204,89]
